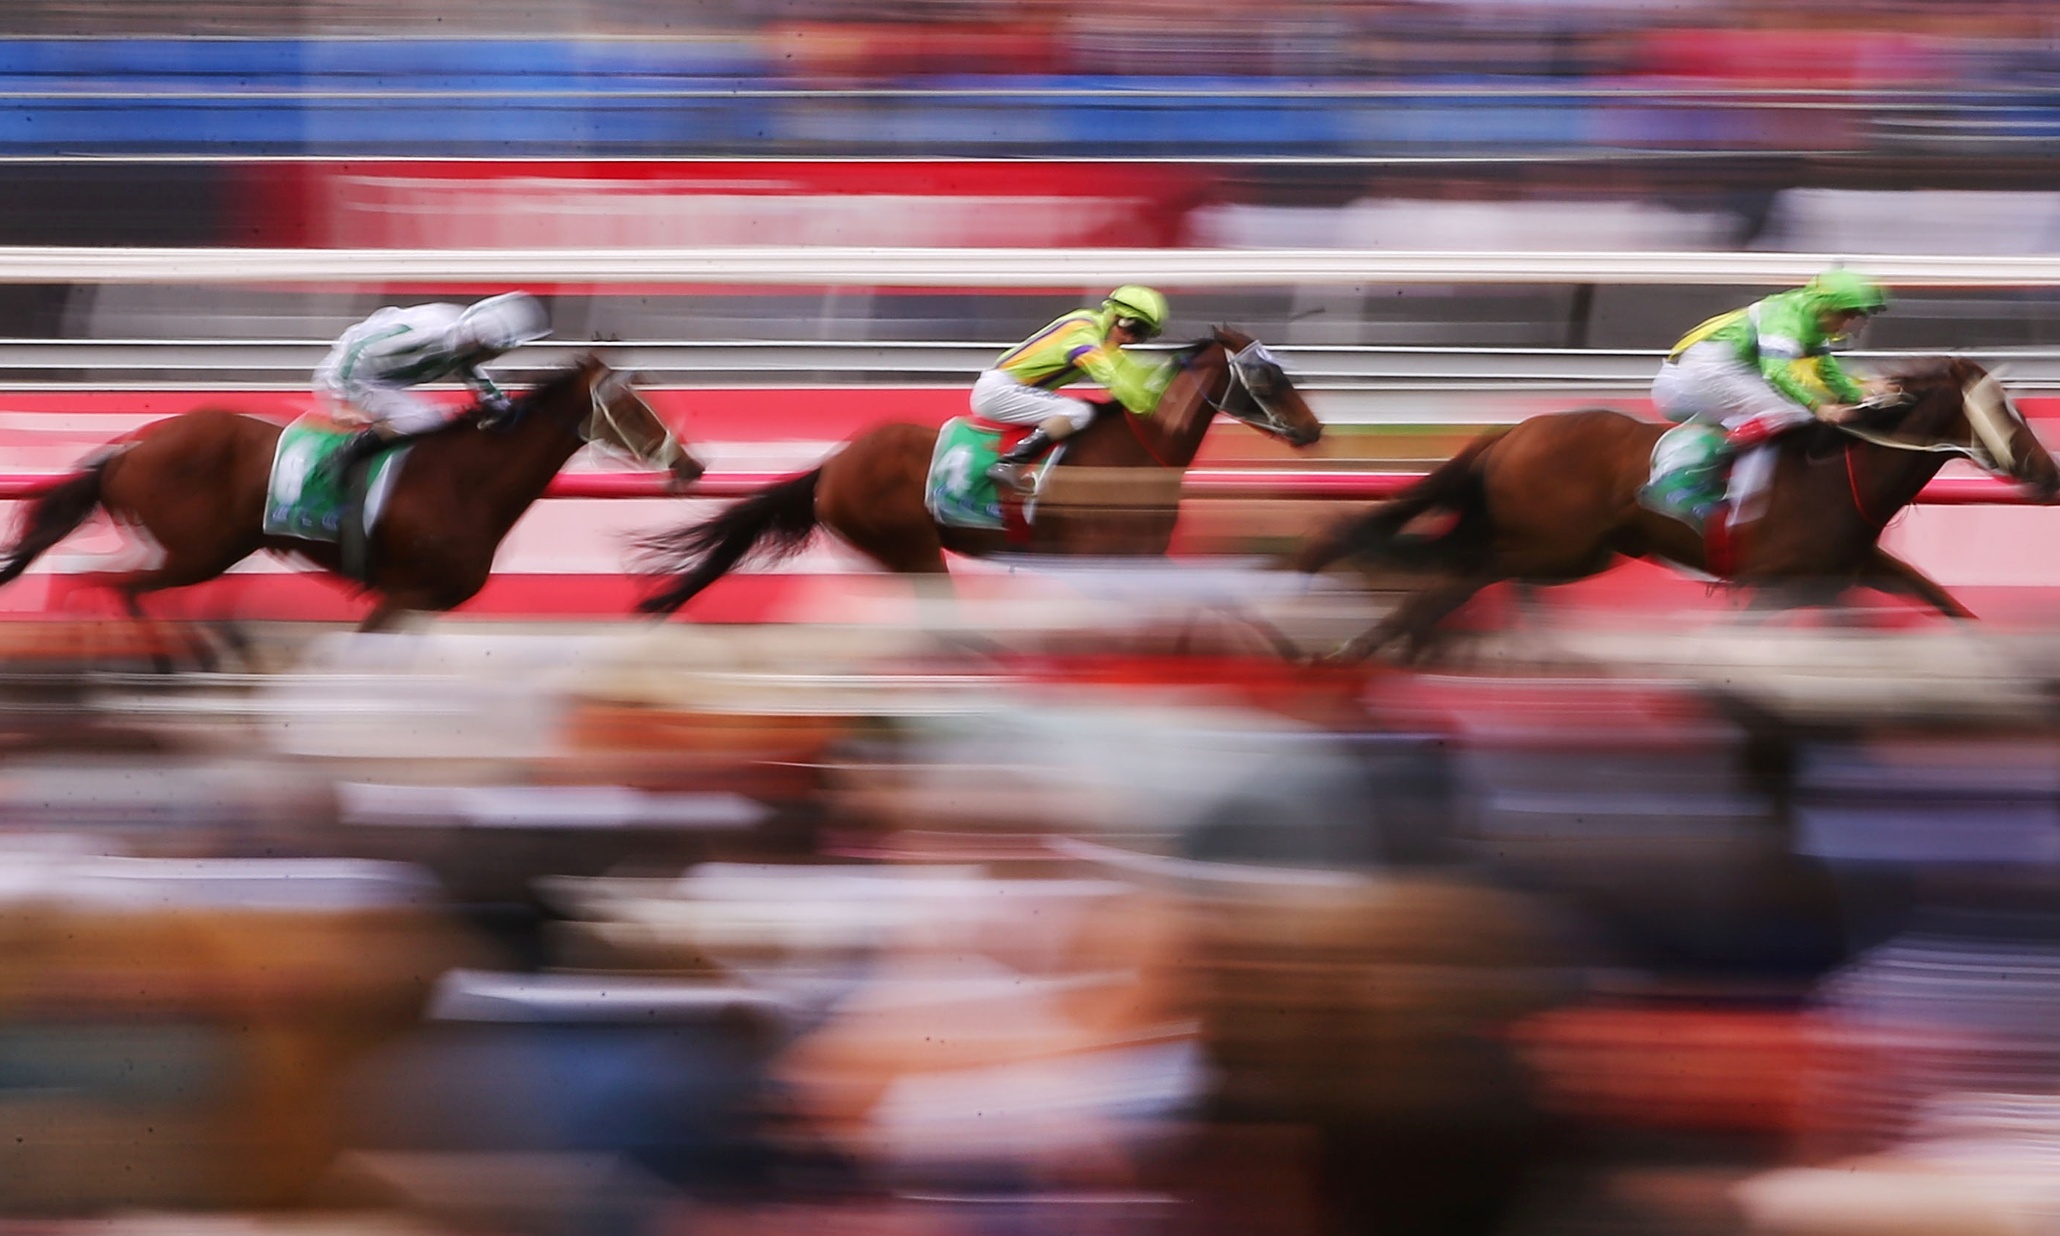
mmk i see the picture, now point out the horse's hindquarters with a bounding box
[1478,411,1666,577]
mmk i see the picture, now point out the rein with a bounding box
[1843,443,1886,528]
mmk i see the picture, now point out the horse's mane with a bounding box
[509,353,605,416]
[1881,354,1971,390]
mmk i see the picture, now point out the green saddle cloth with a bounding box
[924,417,1058,531]
[263,416,410,543]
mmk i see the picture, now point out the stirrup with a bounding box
[986,462,1037,494]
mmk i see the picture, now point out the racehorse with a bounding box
[636,326,1323,613]
[0,356,703,636]
[1297,357,2060,661]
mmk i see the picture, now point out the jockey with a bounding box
[979,285,1176,493]
[1642,268,1890,526]
[316,291,552,480]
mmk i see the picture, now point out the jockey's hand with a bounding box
[1818,403,1862,425]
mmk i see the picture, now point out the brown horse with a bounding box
[0,356,703,635]
[1299,357,2060,660]
[636,326,1323,613]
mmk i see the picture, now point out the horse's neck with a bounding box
[1068,355,1216,470]
[1855,392,1958,514]
[455,402,586,520]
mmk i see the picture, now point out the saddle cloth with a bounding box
[923,416,1073,539]
[263,415,411,544]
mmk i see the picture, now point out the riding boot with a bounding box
[985,427,1057,494]
[322,425,398,486]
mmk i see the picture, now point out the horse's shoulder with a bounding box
[138,405,289,439]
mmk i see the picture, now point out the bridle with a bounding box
[581,366,689,470]
[1196,338,1300,438]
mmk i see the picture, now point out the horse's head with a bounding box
[1884,357,2059,501]
[531,356,705,488]
[1184,325,1323,448]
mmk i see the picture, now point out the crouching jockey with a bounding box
[315,291,552,482]
[980,285,1176,494]
[1641,268,1891,551]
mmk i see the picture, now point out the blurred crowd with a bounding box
[2,0,2057,85]
[0,602,2048,1235]
[0,0,2056,161]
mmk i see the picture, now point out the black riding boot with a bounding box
[323,426,395,485]
[984,427,1057,494]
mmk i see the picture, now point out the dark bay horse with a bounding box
[0,356,704,634]
[1299,357,2060,660]
[637,326,1323,613]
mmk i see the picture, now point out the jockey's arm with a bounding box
[461,365,512,412]
[1072,343,1173,416]
[1810,353,1870,406]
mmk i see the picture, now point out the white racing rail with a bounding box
[8,343,2060,400]
[6,247,2060,287]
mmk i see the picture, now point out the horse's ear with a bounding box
[1950,355,1990,386]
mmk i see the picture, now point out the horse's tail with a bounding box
[1296,432,1501,574]
[635,469,822,615]
[0,459,108,588]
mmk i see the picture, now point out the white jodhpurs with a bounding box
[970,369,1097,432]
[1651,341,1815,436]
[317,377,460,436]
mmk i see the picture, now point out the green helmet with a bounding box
[1806,268,1889,315]
[1103,285,1169,337]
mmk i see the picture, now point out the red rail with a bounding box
[0,470,2035,505]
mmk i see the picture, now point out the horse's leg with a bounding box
[105,533,263,672]
[205,619,258,671]
[1332,572,1503,664]
[358,594,437,634]
[117,591,183,675]
[1862,547,1976,619]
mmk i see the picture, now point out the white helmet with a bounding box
[456,292,550,354]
